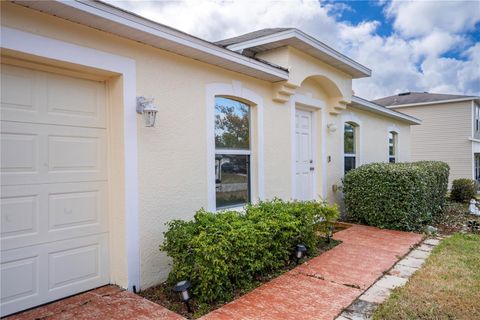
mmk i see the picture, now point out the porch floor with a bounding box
[6,224,422,320]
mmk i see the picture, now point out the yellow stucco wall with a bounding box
[1,2,413,289]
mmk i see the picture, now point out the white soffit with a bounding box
[226,29,371,79]
[12,0,289,82]
[350,96,422,125]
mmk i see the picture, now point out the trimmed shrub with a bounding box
[160,199,339,303]
[343,161,449,231]
[451,178,478,202]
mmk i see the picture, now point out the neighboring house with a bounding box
[0,1,420,316]
[374,92,480,185]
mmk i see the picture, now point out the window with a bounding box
[475,154,480,182]
[344,122,357,173]
[388,131,398,163]
[475,104,480,134]
[214,97,250,209]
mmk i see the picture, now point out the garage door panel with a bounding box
[1,132,39,174]
[1,121,107,185]
[1,63,110,317]
[0,234,109,317]
[0,65,38,114]
[1,64,106,128]
[1,194,39,240]
[0,255,39,305]
[1,182,108,251]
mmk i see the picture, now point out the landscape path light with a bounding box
[174,280,192,313]
[294,244,307,265]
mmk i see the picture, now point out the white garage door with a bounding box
[0,64,110,317]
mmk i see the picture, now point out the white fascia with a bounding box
[226,29,371,78]
[17,0,288,81]
[1,26,140,292]
[351,96,422,125]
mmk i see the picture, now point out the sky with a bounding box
[105,0,480,100]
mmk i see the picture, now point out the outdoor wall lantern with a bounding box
[136,96,158,127]
[327,123,337,133]
[294,244,307,264]
[174,280,192,312]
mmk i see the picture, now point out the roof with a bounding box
[349,96,421,125]
[216,28,371,79]
[12,0,288,82]
[374,92,479,108]
[215,28,293,47]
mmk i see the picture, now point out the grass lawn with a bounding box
[374,233,480,320]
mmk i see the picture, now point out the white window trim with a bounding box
[1,26,140,291]
[206,81,264,211]
[341,113,363,176]
[290,93,327,199]
[387,125,401,163]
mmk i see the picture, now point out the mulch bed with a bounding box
[433,202,480,235]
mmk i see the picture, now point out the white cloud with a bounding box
[385,0,480,37]
[106,0,480,99]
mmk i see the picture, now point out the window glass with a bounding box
[344,156,356,173]
[214,97,251,209]
[389,131,397,163]
[215,97,250,149]
[215,154,249,208]
[344,123,355,154]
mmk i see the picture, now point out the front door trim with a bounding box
[290,93,326,200]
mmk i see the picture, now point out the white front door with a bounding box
[1,64,110,316]
[295,109,314,200]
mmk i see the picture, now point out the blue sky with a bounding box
[107,0,479,99]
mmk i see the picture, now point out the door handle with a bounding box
[310,167,315,171]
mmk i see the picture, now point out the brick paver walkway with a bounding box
[6,224,422,320]
[200,224,423,320]
[5,285,184,320]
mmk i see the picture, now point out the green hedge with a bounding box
[343,161,449,231]
[451,178,478,202]
[160,199,339,303]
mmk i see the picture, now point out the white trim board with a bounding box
[206,81,265,211]
[350,96,421,125]
[1,26,140,292]
[341,113,363,177]
[387,124,401,162]
[225,29,371,78]
[12,0,288,82]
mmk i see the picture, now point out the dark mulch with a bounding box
[433,201,480,235]
[139,237,341,319]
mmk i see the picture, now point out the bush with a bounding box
[450,178,478,202]
[160,199,339,303]
[343,161,449,231]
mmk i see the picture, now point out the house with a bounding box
[0,1,420,316]
[374,92,480,185]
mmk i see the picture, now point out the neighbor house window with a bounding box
[475,104,480,133]
[344,122,357,173]
[214,97,250,209]
[388,131,398,163]
[475,154,480,182]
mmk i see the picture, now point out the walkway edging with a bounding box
[336,236,444,320]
